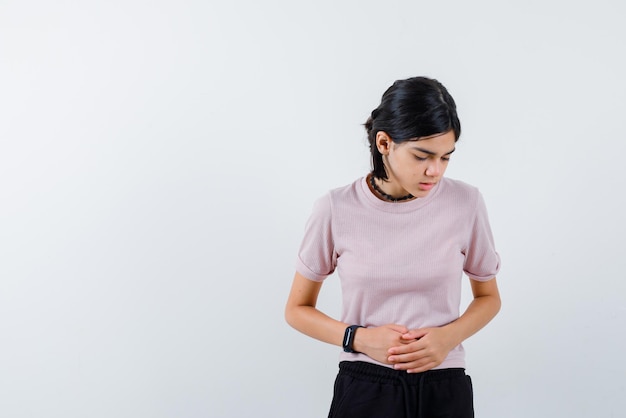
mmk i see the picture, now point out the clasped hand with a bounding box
[358,324,457,374]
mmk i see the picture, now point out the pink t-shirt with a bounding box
[296,176,501,369]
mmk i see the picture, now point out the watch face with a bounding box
[343,327,352,348]
[343,325,360,353]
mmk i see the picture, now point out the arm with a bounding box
[388,277,501,373]
[285,272,414,364]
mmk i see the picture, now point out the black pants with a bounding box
[328,361,474,418]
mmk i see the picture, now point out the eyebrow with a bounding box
[411,147,456,156]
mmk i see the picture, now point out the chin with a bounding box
[411,189,431,198]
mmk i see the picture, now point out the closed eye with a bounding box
[415,155,451,162]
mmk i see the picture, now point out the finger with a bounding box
[388,340,426,355]
[406,362,437,374]
[386,324,409,334]
[391,352,435,370]
[402,328,428,340]
[392,357,431,371]
[388,346,427,363]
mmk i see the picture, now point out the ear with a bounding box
[376,132,392,155]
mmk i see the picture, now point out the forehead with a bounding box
[398,131,456,152]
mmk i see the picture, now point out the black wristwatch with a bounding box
[342,325,364,353]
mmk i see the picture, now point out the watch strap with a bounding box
[342,325,364,353]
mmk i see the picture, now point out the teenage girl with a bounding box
[285,76,501,418]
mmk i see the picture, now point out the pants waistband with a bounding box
[339,361,466,386]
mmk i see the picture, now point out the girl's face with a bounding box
[377,130,456,199]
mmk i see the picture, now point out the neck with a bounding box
[369,174,414,202]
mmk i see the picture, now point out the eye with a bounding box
[414,155,427,161]
[442,156,450,162]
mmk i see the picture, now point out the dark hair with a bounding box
[365,76,461,180]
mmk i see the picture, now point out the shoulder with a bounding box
[309,177,363,215]
[440,177,482,201]
[327,177,362,200]
[439,177,484,217]
[441,177,479,196]
[322,177,364,210]
[440,178,497,232]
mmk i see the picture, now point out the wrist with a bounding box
[350,326,369,354]
[342,325,364,353]
[441,323,464,348]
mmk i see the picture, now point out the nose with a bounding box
[425,160,442,177]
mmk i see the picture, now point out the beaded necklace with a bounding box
[368,174,414,202]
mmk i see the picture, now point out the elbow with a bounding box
[284,306,293,328]
[285,302,312,331]
[284,303,298,329]
[494,295,502,316]
[491,290,502,317]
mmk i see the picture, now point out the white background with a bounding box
[1,1,625,417]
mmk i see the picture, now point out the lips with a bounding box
[418,182,435,191]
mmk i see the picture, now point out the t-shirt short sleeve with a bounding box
[295,194,337,282]
[463,192,501,281]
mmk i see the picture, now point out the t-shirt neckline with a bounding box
[358,175,445,213]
